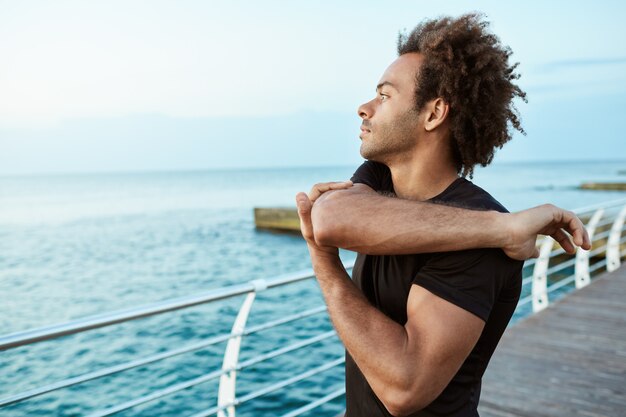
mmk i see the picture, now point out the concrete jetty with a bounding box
[580,182,626,191]
[254,207,301,233]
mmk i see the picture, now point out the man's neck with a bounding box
[387,147,460,201]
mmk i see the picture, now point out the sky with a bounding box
[1,0,626,175]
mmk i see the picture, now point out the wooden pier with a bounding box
[478,265,626,417]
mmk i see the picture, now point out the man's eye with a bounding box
[379,94,388,101]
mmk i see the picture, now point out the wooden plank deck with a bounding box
[478,265,626,417]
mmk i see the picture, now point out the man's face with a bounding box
[357,53,424,163]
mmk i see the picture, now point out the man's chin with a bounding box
[359,143,377,161]
[360,147,388,165]
[359,144,370,160]
[360,146,376,161]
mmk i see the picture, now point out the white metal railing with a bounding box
[521,197,626,312]
[0,262,355,416]
[1,197,626,416]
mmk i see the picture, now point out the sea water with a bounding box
[1,160,625,416]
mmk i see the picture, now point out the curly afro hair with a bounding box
[398,13,527,178]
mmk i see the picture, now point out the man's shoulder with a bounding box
[350,160,393,192]
[433,177,510,214]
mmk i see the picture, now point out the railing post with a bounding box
[607,205,626,272]
[575,208,604,288]
[532,237,554,312]
[217,279,268,417]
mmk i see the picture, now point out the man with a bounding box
[294,14,591,417]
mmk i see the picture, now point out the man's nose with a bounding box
[357,100,372,119]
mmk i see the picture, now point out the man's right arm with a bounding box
[310,183,590,260]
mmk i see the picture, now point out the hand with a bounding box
[295,192,339,260]
[308,181,353,203]
[504,204,592,260]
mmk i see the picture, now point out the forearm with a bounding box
[312,190,511,255]
[311,255,414,402]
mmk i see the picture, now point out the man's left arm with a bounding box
[296,192,485,416]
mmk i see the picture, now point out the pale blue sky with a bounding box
[1,0,625,174]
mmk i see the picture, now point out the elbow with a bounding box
[380,385,430,417]
[311,198,347,247]
[383,395,428,417]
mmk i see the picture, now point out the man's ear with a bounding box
[423,98,449,132]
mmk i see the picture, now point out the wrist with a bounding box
[309,247,342,266]
[311,251,341,266]
[308,243,341,263]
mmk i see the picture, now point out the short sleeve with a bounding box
[412,248,519,322]
[350,160,393,192]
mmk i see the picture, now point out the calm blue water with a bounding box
[1,161,625,416]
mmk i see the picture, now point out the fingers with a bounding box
[295,192,314,240]
[574,216,592,250]
[557,209,592,251]
[308,181,353,202]
[550,228,575,254]
[582,228,591,250]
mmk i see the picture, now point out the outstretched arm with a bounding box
[309,182,590,260]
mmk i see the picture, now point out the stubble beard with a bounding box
[360,108,420,164]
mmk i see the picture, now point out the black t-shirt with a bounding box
[345,161,523,417]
